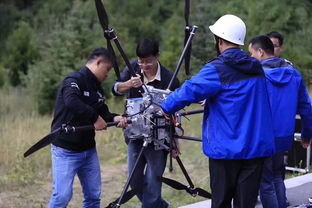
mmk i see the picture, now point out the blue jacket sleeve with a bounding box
[297,79,312,140]
[62,77,98,123]
[162,64,222,114]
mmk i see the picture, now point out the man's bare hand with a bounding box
[128,75,142,88]
[94,116,107,131]
[114,116,128,128]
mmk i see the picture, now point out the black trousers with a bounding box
[209,158,265,208]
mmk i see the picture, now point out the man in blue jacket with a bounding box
[248,35,312,208]
[161,14,275,208]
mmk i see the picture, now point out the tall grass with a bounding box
[0,87,51,186]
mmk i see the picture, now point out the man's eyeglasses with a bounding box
[138,58,155,66]
[138,62,153,66]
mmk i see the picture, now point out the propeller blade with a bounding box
[184,0,190,26]
[106,184,146,208]
[24,121,124,158]
[106,189,137,208]
[195,187,212,198]
[160,177,187,190]
[95,0,109,30]
[95,0,120,80]
[161,177,211,198]
[23,127,61,158]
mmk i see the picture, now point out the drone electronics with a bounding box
[124,86,171,150]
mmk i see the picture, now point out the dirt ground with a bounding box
[0,164,133,208]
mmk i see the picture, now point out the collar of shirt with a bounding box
[141,62,161,84]
[83,66,101,87]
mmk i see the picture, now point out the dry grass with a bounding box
[0,88,209,207]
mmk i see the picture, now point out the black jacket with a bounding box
[112,61,180,98]
[51,66,118,151]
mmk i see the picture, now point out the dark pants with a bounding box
[128,140,169,208]
[260,153,286,208]
[209,158,265,208]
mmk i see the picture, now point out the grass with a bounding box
[3,87,309,207]
[0,88,209,207]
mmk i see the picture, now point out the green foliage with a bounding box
[0,64,7,87]
[191,0,221,74]
[26,0,105,114]
[5,21,39,86]
[0,3,20,59]
[215,0,312,83]
[1,0,312,114]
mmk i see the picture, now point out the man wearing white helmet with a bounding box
[161,14,275,208]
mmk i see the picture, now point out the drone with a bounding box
[24,0,211,207]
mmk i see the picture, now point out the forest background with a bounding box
[0,0,312,207]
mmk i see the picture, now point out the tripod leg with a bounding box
[114,141,148,207]
[175,156,195,188]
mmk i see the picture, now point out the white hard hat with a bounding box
[209,14,246,46]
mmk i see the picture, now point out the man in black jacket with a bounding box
[49,48,127,208]
[112,39,179,208]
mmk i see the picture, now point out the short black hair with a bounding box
[249,35,274,56]
[266,31,284,46]
[136,39,159,58]
[87,48,112,63]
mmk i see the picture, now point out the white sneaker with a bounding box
[309,197,312,203]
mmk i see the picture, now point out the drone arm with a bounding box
[175,156,195,188]
[62,120,128,133]
[167,26,198,91]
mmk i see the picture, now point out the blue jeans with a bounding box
[128,140,169,208]
[260,152,286,208]
[49,145,101,208]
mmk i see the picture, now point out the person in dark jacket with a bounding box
[49,48,127,208]
[248,35,312,208]
[112,39,179,208]
[161,14,276,208]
